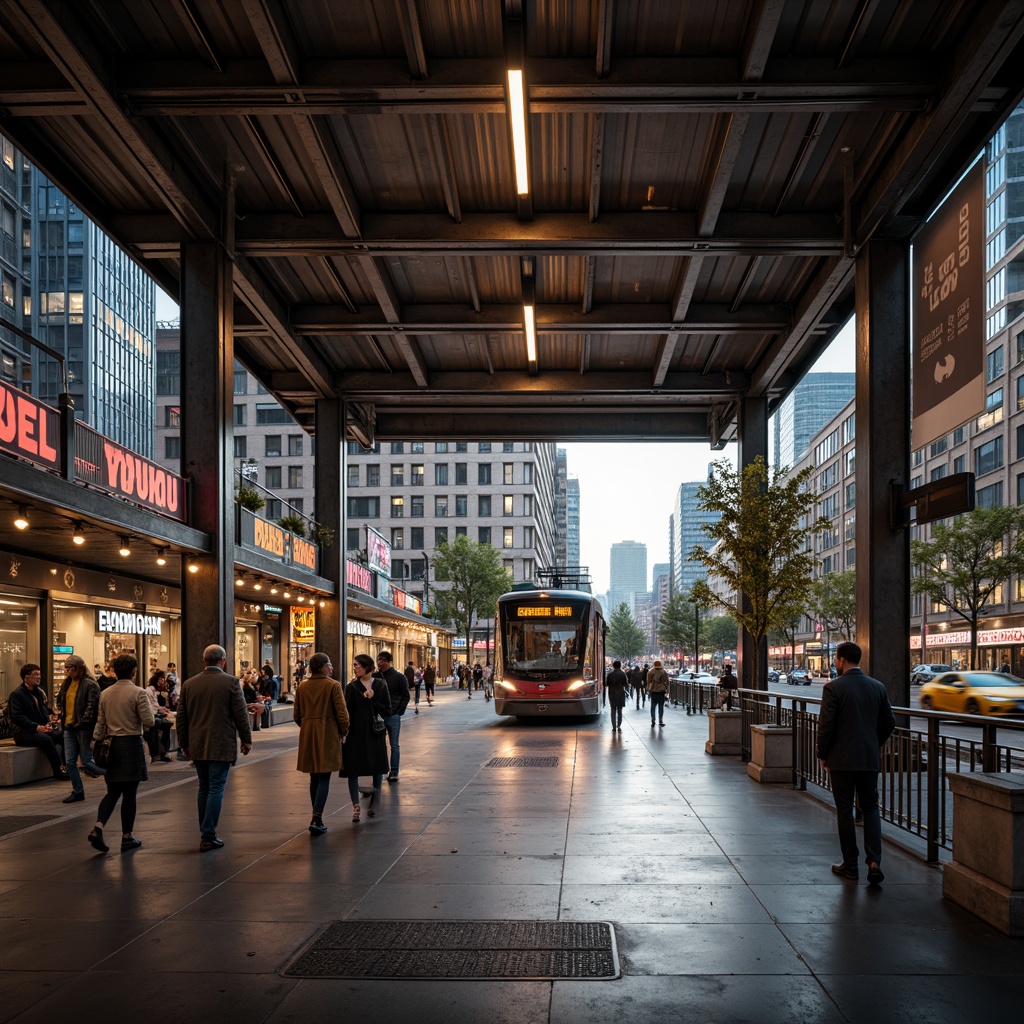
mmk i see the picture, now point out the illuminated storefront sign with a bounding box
[97,609,166,636]
[239,509,320,572]
[366,526,391,576]
[0,380,60,469]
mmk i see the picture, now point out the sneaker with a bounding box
[867,861,885,886]
[308,818,328,836]
[199,838,224,851]
[88,827,109,853]
[387,773,398,783]
[414,708,419,713]
[176,751,189,761]
[831,863,859,881]
[121,837,142,852]
[63,791,85,803]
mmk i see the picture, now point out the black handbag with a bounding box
[371,713,386,734]
[93,735,113,768]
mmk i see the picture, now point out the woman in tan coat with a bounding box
[293,651,349,835]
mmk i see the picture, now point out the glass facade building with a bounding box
[773,372,856,469]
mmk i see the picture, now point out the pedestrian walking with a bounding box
[605,660,629,732]
[423,663,436,704]
[293,652,349,835]
[405,661,421,713]
[817,641,896,886]
[375,651,409,782]
[57,654,105,802]
[647,660,670,727]
[341,653,391,822]
[175,644,252,852]
[88,653,154,854]
[629,665,645,708]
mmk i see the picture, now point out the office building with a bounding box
[608,540,647,615]
[553,447,567,567]
[773,372,856,469]
[567,476,580,569]
[671,477,721,599]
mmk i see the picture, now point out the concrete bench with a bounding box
[0,740,52,786]
[268,703,294,726]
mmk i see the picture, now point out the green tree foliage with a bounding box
[689,456,829,688]
[768,607,804,672]
[702,614,739,657]
[432,536,513,656]
[607,602,647,662]
[658,593,696,654]
[811,570,857,643]
[911,506,1024,669]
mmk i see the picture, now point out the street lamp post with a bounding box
[421,550,431,613]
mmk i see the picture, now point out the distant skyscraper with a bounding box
[554,448,567,566]
[671,475,720,599]
[651,562,670,590]
[567,477,580,568]
[774,372,855,468]
[608,540,647,615]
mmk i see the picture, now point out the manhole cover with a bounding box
[0,814,58,838]
[283,920,618,980]
[485,756,558,767]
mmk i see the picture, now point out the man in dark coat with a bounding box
[10,663,66,779]
[817,640,896,886]
[375,651,409,782]
[605,660,629,732]
[176,644,252,851]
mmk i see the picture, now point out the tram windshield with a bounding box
[502,603,587,674]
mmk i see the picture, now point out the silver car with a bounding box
[911,663,952,686]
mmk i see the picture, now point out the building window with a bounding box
[288,434,303,456]
[953,425,965,445]
[455,495,468,516]
[391,464,404,486]
[347,465,359,487]
[976,388,1004,431]
[265,435,282,457]
[391,497,404,518]
[435,527,448,545]
[1017,375,1024,412]
[523,557,535,581]
[478,442,491,453]
[163,406,180,428]
[455,463,467,485]
[479,526,491,544]
[845,482,856,510]
[410,527,424,548]
[411,442,424,453]
[347,527,360,550]
[503,442,514,452]
[930,465,947,482]
[953,455,965,474]
[504,558,515,575]
[233,404,246,426]
[291,498,303,514]
[987,345,1005,382]
[435,496,448,517]
[503,495,514,516]
[256,403,292,424]
[435,464,449,486]
[455,442,468,453]
[366,464,380,487]
[410,558,425,580]
[391,528,404,549]
[348,497,380,517]
[929,437,947,457]
[288,466,303,489]
[479,494,491,517]
[1018,473,1024,506]
[435,442,449,453]
[265,498,282,520]
[523,525,535,548]
[522,494,533,516]
[233,436,247,458]
[503,526,514,547]
[523,462,533,484]
[456,526,467,538]
[265,466,282,489]
[411,495,424,517]
[503,463,514,484]
[478,463,492,485]
[233,368,247,394]
[165,436,180,459]
[391,442,404,454]
[977,481,1004,508]
[156,350,179,395]
[411,464,424,485]
[974,436,1003,476]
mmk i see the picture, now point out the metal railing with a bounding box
[731,687,1024,863]
[669,678,719,714]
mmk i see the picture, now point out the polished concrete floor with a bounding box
[1,690,1021,1024]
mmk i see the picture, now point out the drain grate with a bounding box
[283,920,618,980]
[515,739,562,747]
[485,756,558,767]
[0,814,58,838]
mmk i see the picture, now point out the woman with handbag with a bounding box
[293,651,349,835]
[339,653,391,822]
[88,652,155,854]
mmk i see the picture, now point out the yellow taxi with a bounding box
[919,671,1024,717]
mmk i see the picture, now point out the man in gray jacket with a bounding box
[817,641,896,885]
[176,645,252,851]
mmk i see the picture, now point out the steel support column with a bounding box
[315,397,347,664]
[855,240,910,707]
[737,395,769,689]
[180,242,236,674]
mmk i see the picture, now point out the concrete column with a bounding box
[737,395,769,688]
[855,240,911,707]
[315,397,346,664]
[180,241,235,675]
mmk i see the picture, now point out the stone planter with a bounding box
[747,724,792,783]
[705,710,741,755]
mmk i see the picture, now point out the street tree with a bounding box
[767,606,804,673]
[432,536,513,658]
[702,613,739,660]
[607,602,647,662]
[658,593,696,657]
[911,505,1024,669]
[811,570,857,641]
[689,456,829,689]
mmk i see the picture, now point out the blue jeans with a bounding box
[650,691,666,723]
[64,727,85,794]
[384,714,401,775]
[194,761,232,841]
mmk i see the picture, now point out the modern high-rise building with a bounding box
[670,476,721,599]
[554,447,568,567]
[1,134,156,455]
[773,372,856,469]
[608,540,647,614]
[566,476,580,568]
[651,562,670,590]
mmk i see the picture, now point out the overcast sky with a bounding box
[158,290,854,595]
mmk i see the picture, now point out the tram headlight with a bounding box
[497,680,518,692]
[566,679,587,692]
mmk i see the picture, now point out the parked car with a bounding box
[911,663,953,686]
[767,669,779,685]
[919,672,1024,716]
[789,668,812,685]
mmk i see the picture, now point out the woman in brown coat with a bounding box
[293,651,349,835]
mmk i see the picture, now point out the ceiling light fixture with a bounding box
[235,576,244,587]
[118,536,131,557]
[283,591,292,599]
[521,267,538,371]
[270,585,279,595]
[72,522,85,545]
[253,579,262,591]
[187,560,199,574]
[14,506,29,530]
[507,68,529,195]
[155,547,167,566]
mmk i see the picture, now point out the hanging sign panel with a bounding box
[912,160,985,449]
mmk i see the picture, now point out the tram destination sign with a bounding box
[517,605,574,617]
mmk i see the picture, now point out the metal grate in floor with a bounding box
[485,756,559,767]
[0,815,58,838]
[514,739,563,747]
[282,920,618,980]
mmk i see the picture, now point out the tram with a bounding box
[492,567,605,718]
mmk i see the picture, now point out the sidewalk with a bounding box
[1,691,1020,1023]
